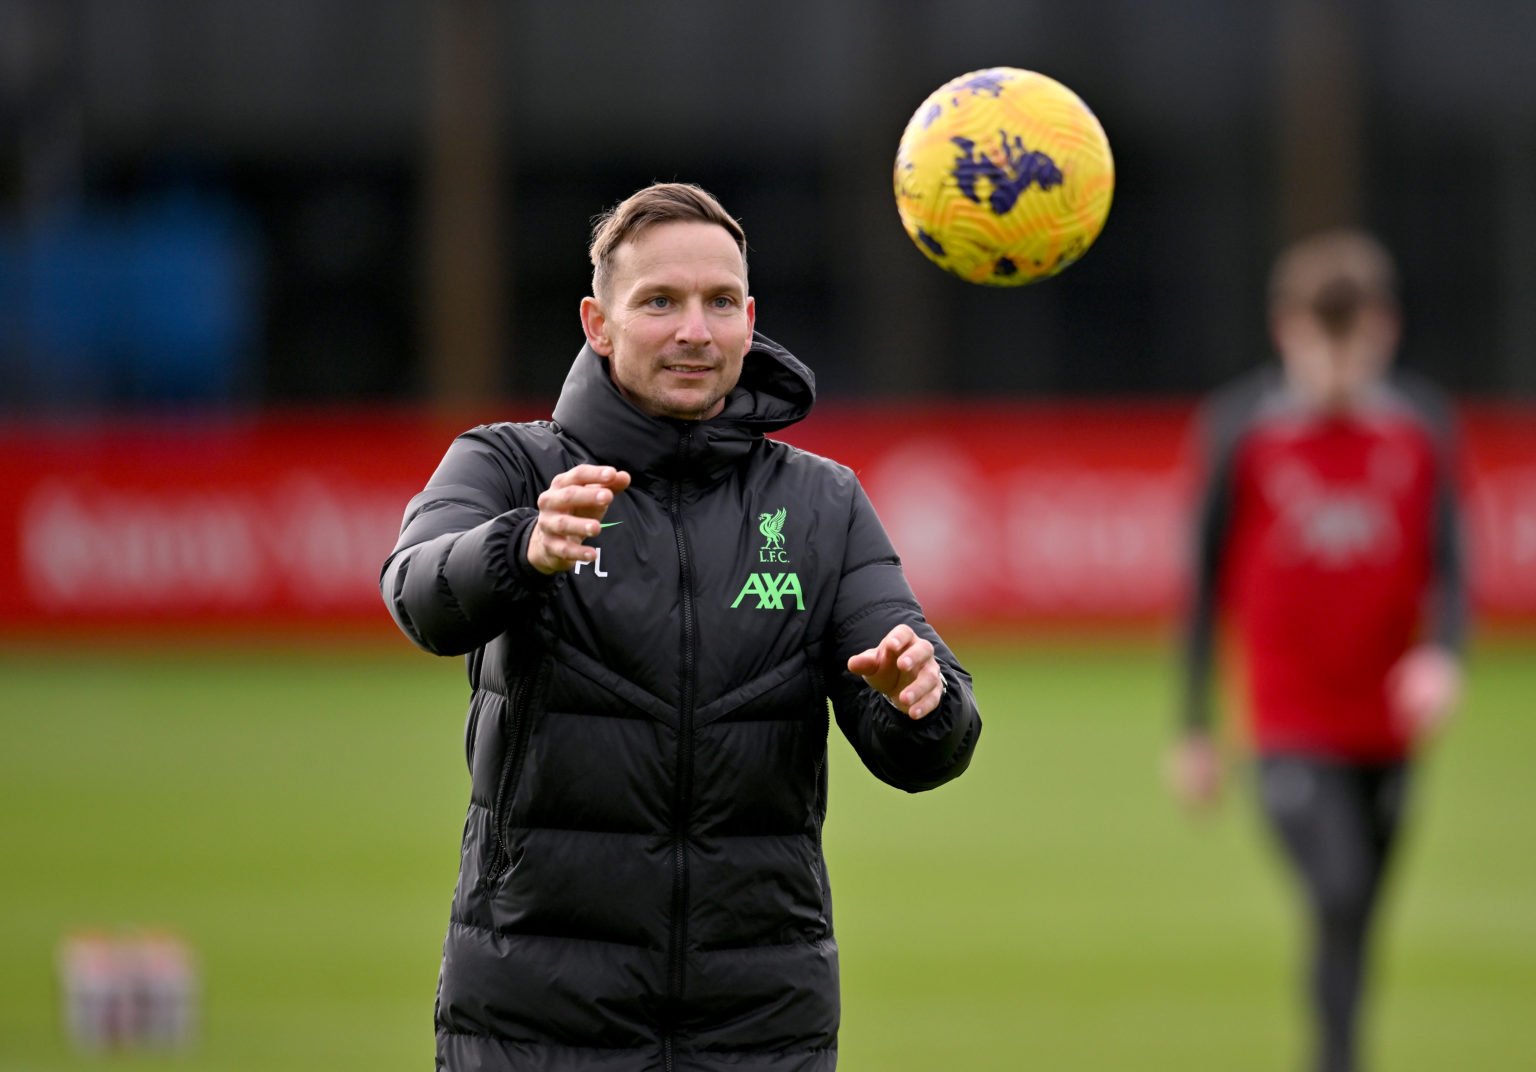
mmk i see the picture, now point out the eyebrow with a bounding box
[629,275,746,300]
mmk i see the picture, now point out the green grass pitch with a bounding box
[1,634,1532,1070]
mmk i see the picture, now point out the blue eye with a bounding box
[647,295,672,309]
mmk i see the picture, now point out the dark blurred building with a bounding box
[2,0,1532,411]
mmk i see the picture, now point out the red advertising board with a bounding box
[0,409,468,637]
[1,402,1533,637]
[787,402,1197,626]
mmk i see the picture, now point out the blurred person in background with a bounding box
[380,182,981,1072]
[1168,229,1468,1072]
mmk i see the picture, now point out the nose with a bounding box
[674,298,711,346]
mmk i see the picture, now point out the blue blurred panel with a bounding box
[1,191,261,407]
[12,218,119,402]
[122,195,261,401]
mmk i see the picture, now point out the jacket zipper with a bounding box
[487,659,547,880]
[664,431,698,1066]
[811,663,830,829]
[810,664,832,925]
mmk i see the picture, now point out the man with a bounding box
[1169,229,1468,1072]
[381,182,981,1071]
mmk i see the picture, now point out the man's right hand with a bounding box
[525,465,632,575]
[1166,731,1223,812]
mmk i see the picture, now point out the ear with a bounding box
[743,295,756,351]
[1369,302,1402,354]
[580,296,613,356]
[1269,307,1301,355]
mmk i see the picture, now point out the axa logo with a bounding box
[733,506,804,611]
[731,571,804,611]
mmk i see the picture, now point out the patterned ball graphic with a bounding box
[894,67,1115,286]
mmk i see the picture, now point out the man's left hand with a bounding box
[1388,644,1462,740]
[848,624,946,720]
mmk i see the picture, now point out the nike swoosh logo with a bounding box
[599,521,623,529]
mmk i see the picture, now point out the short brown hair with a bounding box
[1268,229,1398,333]
[588,182,748,297]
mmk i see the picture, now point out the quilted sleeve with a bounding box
[380,427,560,656]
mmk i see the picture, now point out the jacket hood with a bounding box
[550,332,815,483]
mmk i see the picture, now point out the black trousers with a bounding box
[1257,754,1412,1072]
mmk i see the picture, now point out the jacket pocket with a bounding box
[483,656,551,883]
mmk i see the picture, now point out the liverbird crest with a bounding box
[758,507,787,550]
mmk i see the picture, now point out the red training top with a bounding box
[1181,368,1466,761]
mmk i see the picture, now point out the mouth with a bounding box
[662,361,715,377]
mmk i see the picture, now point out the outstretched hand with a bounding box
[847,624,946,720]
[525,464,632,575]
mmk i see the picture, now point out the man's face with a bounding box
[580,220,755,421]
[1272,300,1398,411]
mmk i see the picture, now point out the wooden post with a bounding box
[1273,0,1364,241]
[423,0,505,405]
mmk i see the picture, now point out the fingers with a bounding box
[844,647,881,677]
[547,464,632,493]
[846,624,943,720]
[538,466,630,517]
[847,623,917,668]
[886,625,927,671]
[889,629,938,717]
[897,658,945,719]
[846,625,907,677]
[529,511,600,571]
[526,465,631,575]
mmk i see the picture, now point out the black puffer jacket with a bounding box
[382,335,981,1071]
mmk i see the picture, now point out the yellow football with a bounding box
[894,67,1115,286]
